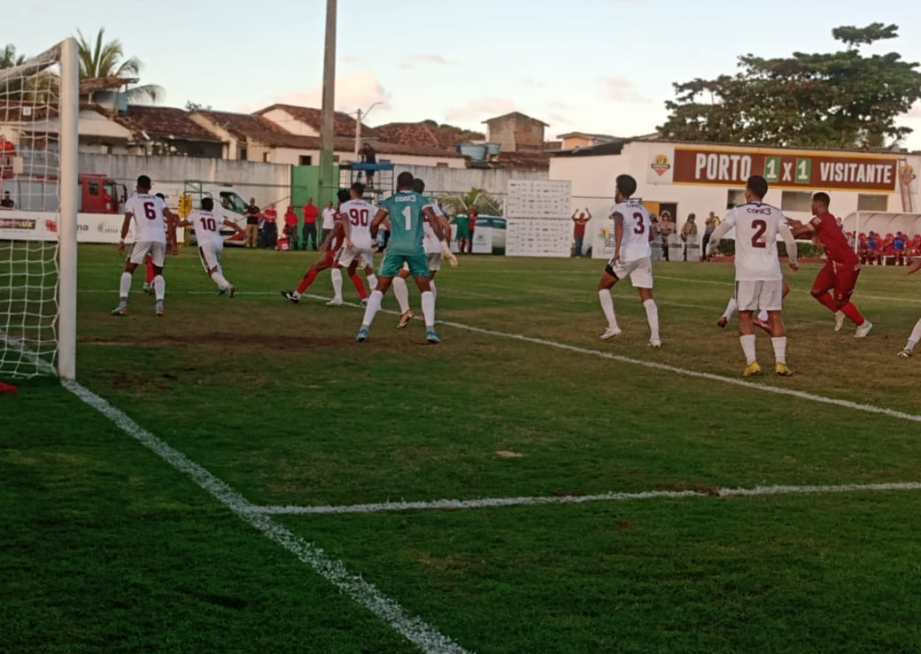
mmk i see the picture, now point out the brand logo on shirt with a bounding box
[746,206,773,215]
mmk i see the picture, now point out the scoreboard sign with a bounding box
[672,147,898,191]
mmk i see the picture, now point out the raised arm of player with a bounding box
[222,218,245,237]
[779,220,799,271]
[611,210,624,264]
[425,205,458,267]
[787,217,816,240]
[706,218,733,256]
[370,207,388,240]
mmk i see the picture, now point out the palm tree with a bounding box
[75,28,164,103]
[439,187,502,217]
[0,44,26,69]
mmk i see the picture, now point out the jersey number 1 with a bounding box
[401,206,412,231]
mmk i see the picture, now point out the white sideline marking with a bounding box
[252,482,921,515]
[305,293,921,423]
[62,380,473,654]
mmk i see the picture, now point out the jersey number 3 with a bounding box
[632,212,645,235]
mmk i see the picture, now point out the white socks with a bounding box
[360,290,383,328]
[366,273,378,292]
[429,279,437,302]
[330,268,343,301]
[421,291,435,329]
[598,290,618,330]
[153,275,165,301]
[393,276,411,314]
[118,272,132,302]
[907,318,921,351]
[771,336,787,364]
[740,334,757,364]
[211,270,230,291]
[722,297,737,321]
[644,299,659,342]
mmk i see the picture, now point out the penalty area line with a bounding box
[251,482,921,516]
[61,379,474,654]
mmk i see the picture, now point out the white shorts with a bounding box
[338,246,374,269]
[129,241,166,267]
[426,252,442,272]
[607,256,653,289]
[735,279,783,312]
[198,242,223,272]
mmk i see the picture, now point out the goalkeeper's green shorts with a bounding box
[380,251,430,278]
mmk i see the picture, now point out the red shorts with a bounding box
[813,260,861,305]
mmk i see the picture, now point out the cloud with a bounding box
[399,53,451,70]
[259,71,390,115]
[601,77,649,103]
[518,76,546,88]
[444,97,517,123]
[341,54,361,64]
[548,113,573,126]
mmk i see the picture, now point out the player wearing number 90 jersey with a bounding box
[596,174,661,347]
[338,195,377,269]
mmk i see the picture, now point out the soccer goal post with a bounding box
[0,38,79,380]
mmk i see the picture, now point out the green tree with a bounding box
[658,23,921,148]
[0,44,26,69]
[76,28,164,103]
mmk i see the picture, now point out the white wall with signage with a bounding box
[505,180,572,257]
[0,210,186,244]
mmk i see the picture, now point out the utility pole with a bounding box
[318,0,337,207]
[354,107,362,157]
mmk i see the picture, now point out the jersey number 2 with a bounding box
[751,219,767,249]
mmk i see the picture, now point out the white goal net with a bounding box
[0,40,78,379]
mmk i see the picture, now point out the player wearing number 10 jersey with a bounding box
[112,174,176,317]
[178,197,244,297]
[597,174,661,347]
[707,175,798,377]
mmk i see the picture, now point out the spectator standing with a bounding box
[321,201,337,246]
[360,143,377,188]
[680,213,698,261]
[262,203,279,249]
[244,197,260,248]
[702,212,718,261]
[571,208,592,257]
[0,191,13,209]
[658,210,675,261]
[466,205,478,254]
[894,231,907,266]
[283,205,299,250]
[454,212,470,255]
[302,197,319,250]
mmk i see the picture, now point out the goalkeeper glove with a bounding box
[441,241,458,267]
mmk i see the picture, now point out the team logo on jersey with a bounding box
[650,154,671,177]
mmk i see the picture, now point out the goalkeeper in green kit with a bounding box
[356,172,457,344]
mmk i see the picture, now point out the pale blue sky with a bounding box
[8,0,921,148]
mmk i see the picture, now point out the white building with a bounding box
[550,139,921,256]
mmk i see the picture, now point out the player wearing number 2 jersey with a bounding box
[708,175,798,377]
[177,197,244,297]
[112,175,176,317]
[355,172,457,344]
[596,174,661,347]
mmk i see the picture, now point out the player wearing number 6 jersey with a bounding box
[356,172,457,344]
[708,175,798,377]
[112,175,176,317]
[177,197,244,297]
[597,174,661,347]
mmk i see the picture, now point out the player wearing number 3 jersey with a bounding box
[708,175,798,377]
[597,174,661,347]
[177,197,244,297]
[112,174,177,317]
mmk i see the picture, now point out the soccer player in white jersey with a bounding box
[897,257,921,358]
[392,178,452,328]
[707,175,798,377]
[596,174,661,347]
[177,197,244,297]
[112,175,176,316]
[331,182,378,306]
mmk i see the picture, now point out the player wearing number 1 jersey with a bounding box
[708,175,798,377]
[178,197,244,296]
[597,174,661,347]
[112,175,176,316]
[356,172,457,344]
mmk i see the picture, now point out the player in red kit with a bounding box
[789,192,872,337]
[280,190,368,304]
